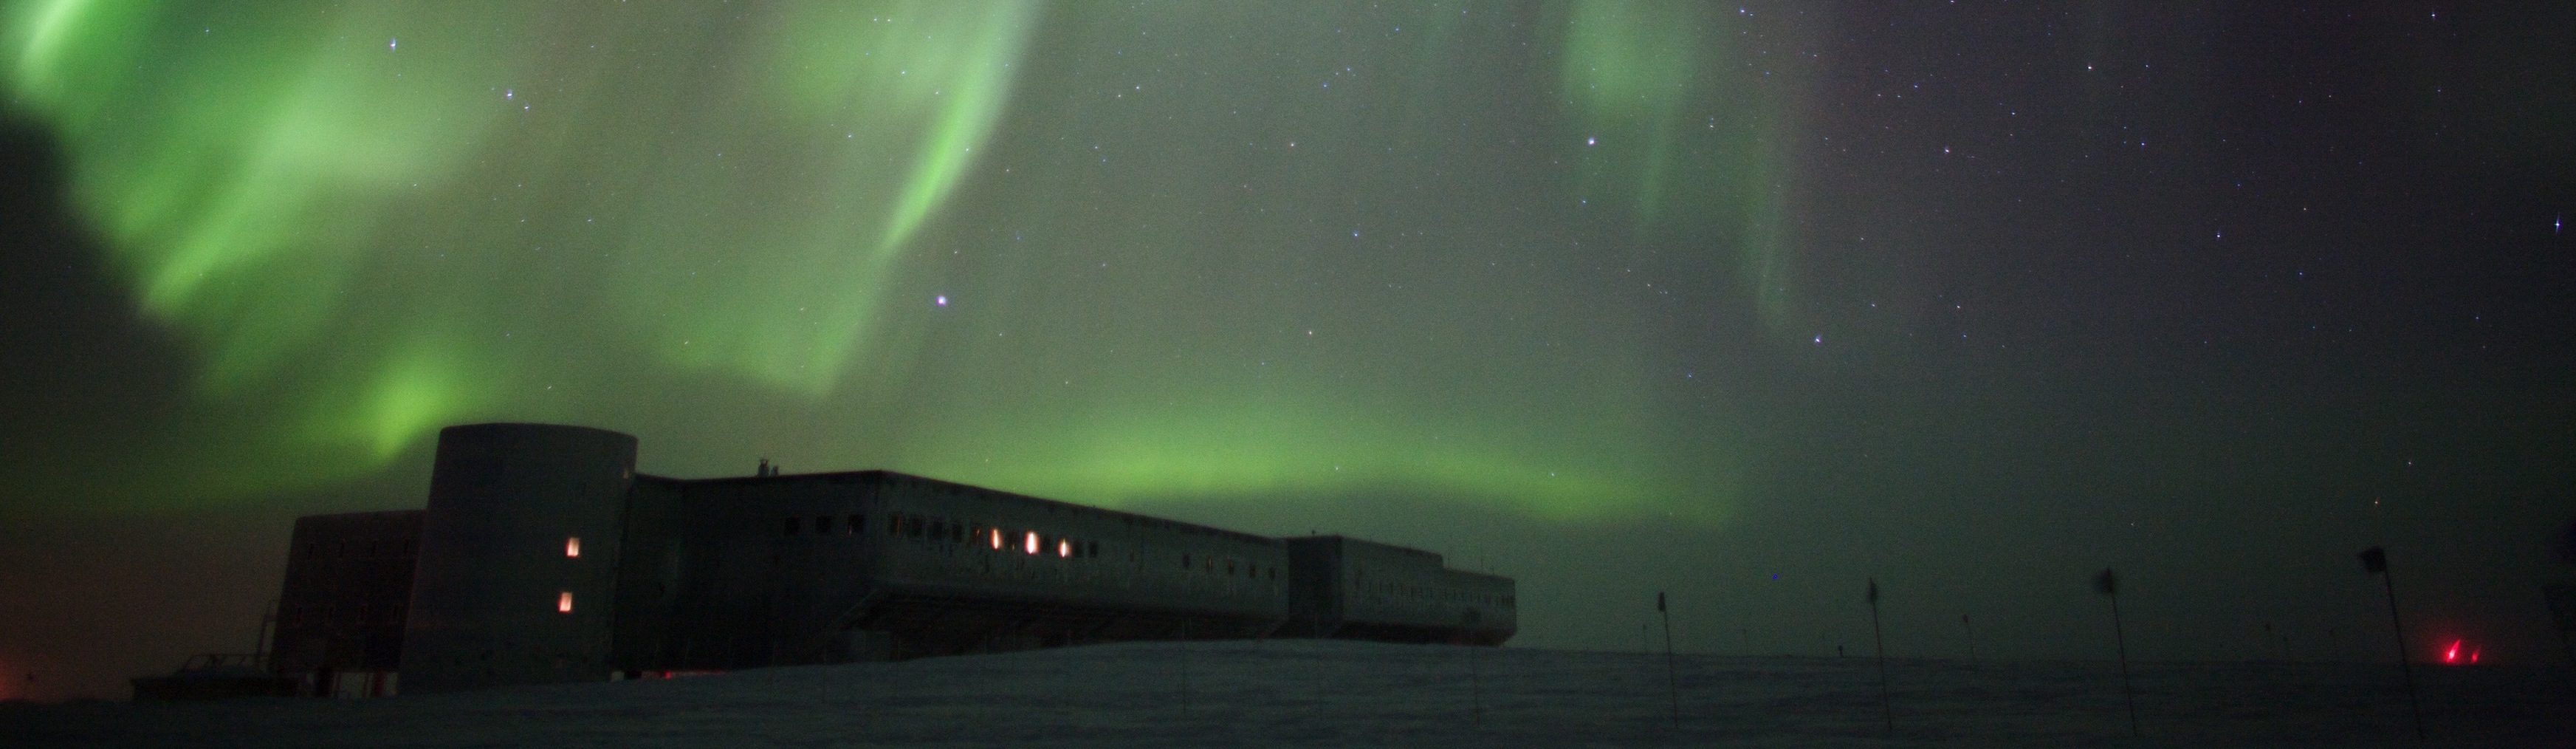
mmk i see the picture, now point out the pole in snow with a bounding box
[1868,578,1892,736]
[1658,591,1677,729]
[2359,547,2425,740]
[1962,613,1977,671]
[2094,568,2140,738]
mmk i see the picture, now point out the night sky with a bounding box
[3,1,2571,701]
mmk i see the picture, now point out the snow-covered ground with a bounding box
[5,640,2569,748]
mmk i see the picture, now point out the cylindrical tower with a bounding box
[399,423,636,694]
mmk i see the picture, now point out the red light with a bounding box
[2442,640,2460,663]
[2470,647,2481,664]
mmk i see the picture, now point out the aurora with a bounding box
[7,0,2571,705]
[2,1,1792,519]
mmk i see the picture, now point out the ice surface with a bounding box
[4,640,2569,748]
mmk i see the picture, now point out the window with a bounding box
[990,527,1004,550]
[907,517,923,538]
[952,524,966,544]
[1057,538,1071,558]
[1023,531,1039,555]
[887,513,904,536]
[848,514,864,535]
[1087,541,1100,558]
[929,520,944,538]
[814,516,832,534]
[565,537,580,558]
[784,518,800,536]
[558,592,574,613]
[1181,554,1191,569]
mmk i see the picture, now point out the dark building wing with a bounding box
[275,422,1516,696]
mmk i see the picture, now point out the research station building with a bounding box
[269,423,1517,695]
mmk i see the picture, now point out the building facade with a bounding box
[272,423,1515,694]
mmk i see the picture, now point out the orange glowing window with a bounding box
[565,537,581,558]
[558,592,574,613]
[1058,538,1071,558]
[990,528,1003,550]
[1024,531,1039,555]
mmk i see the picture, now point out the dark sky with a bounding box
[3,2,2571,700]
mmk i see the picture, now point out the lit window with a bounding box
[990,527,1003,550]
[1058,538,1071,558]
[558,592,574,613]
[1024,531,1039,555]
[565,537,580,558]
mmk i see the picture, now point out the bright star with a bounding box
[935,295,947,307]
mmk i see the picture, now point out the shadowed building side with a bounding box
[1286,536,1516,645]
[398,423,637,694]
[269,510,422,697]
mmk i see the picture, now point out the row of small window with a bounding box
[1363,581,1514,608]
[782,514,865,536]
[776,511,1287,580]
[1180,553,1278,581]
[780,511,1107,560]
[924,513,1105,559]
[300,538,419,558]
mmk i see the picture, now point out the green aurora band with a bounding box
[5,1,1798,520]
